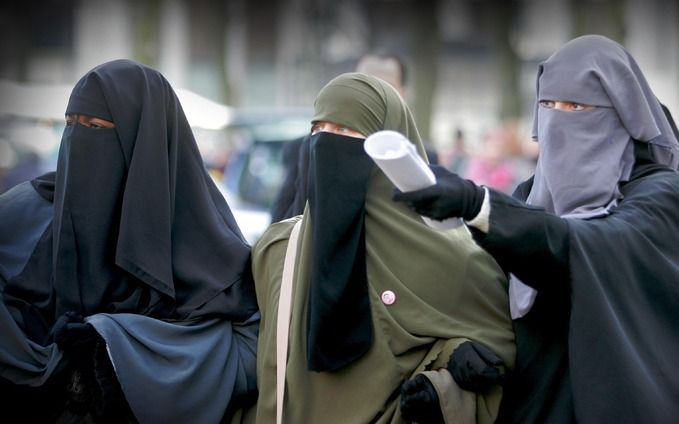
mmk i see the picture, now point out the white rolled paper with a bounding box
[364,130,462,230]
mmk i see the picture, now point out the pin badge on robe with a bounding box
[381,290,396,305]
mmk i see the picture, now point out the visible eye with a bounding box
[539,100,555,109]
[84,117,116,129]
[310,123,322,135]
[569,103,587,111]
[337,126,350,133]
[65,114,76,126]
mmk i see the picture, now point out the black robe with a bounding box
[475,162,679,423]
[1,60,260,422]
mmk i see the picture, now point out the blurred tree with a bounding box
[572,0,625,42]
[363,0,440,141]
[0,3,32,81]
[131,0,160,67]
[189,0,230,103]
[409,0,440,141]
[491,0,522,122]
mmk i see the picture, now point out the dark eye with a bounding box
[88,122,103,129]
[539,100,555,109]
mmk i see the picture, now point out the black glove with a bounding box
[393,165,484,221]
[399,374,444,424]
[447,340,505,393]
[51,311,98,352]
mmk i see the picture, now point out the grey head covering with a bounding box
[511,34,679,319]
[528,34,679,218]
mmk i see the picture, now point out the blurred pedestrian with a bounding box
[0,59,259,423]
[465,125,518,193]
[441,127,471,176]
[356,50,439,164]
[393,35,679,423]
[250,72,514,423]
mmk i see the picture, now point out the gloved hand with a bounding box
[393,165,485,221]
[447,340,506,393]
[51,311,97,352]
[399,374,444,424]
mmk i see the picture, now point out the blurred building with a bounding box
[1,0,677,150]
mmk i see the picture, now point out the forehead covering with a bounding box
[312,72,425,157]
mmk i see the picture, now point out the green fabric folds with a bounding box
[250,73,515,423]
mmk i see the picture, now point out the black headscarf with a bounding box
[50,59,256,321]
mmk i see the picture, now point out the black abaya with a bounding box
[479,163,679,423]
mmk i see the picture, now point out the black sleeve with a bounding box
[470,188,569,291]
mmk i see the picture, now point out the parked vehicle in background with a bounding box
[0,80,68,193]
[211,108,311,244]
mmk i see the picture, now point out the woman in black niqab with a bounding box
[53,59,255,320]
[0,59,259,423]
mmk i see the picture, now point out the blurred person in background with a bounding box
[249,72,514,423]
[0,59,259,423]
[0,123,59,194]
[356,50,439,164]
[465,124,519,193]
[440,127,471,176]
[394,35,679,423]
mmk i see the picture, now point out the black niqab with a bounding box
[51,59,256,320]
[306,131,374,371]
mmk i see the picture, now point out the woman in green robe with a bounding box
[250,73,514,423]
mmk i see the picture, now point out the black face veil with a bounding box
[52,59,256,320]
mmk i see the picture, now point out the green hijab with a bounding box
[305,72,514,365]
[306,73,428,371]
[252,72,514,422]
[312,72,426,158]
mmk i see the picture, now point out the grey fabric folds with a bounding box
[528,34,679,218]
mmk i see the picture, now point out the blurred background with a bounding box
[1,0,677,242]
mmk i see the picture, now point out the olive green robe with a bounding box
[250,73,514,423]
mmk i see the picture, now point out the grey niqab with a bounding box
[528,34,679,218]
[511,35,679,318]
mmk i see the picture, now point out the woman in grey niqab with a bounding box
[394,34,679,423]
[528,34,678,218]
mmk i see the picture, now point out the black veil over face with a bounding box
[52,59,256,320]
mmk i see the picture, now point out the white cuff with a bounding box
[465,187,490,233]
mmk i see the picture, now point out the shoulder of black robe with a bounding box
[269,135,305,222]
[0,173,55,342]
[293,133,312,214]
[660,102,679,142]
[511,176,533,201]
[0,174,54,281]
[567,165,679,421]
[30,171,56,202]
[55,59,257,320]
